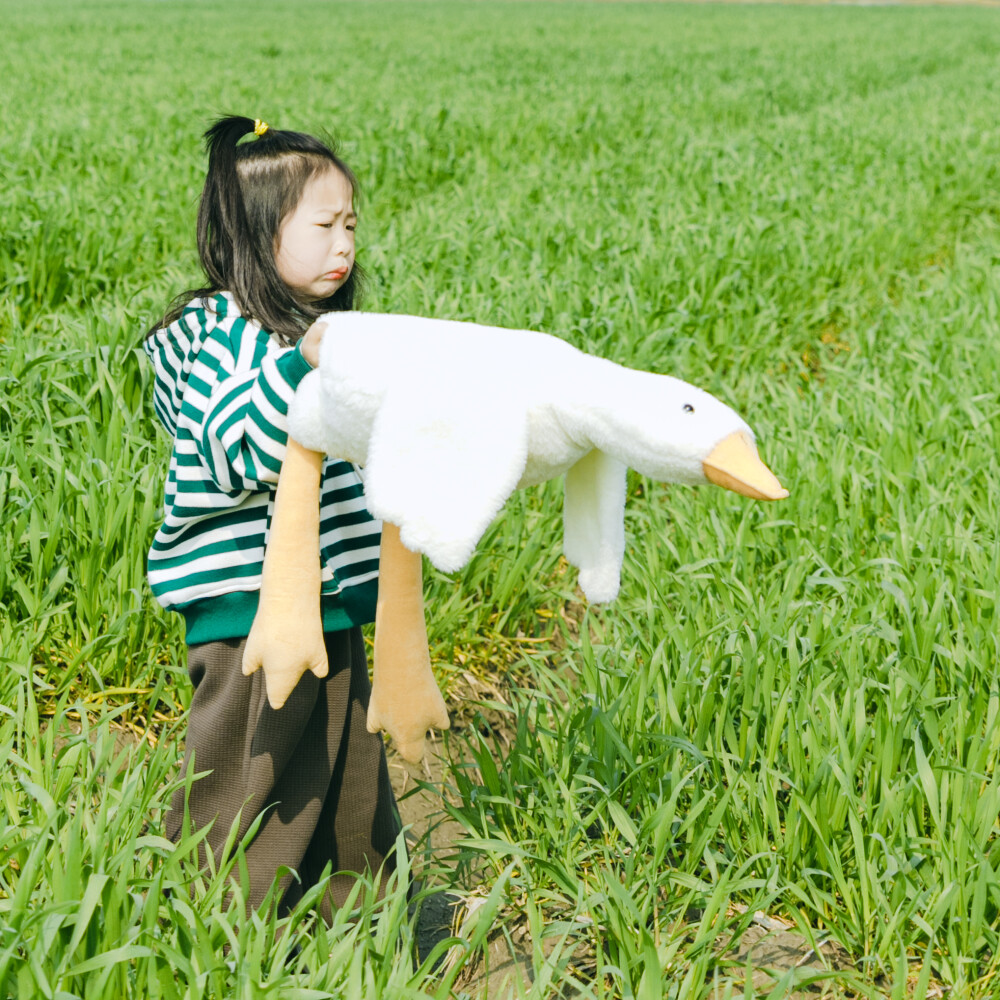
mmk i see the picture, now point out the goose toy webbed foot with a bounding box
[248,312,788,763]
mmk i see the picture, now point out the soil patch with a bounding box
[388,723,861,999]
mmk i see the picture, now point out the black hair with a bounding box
[150,115,365,344]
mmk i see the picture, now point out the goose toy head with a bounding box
[579,365,788,502]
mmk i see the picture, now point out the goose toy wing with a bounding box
[363,385,530,572]
[563,449,628,604]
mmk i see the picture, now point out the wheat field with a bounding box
[2,1,1000,996]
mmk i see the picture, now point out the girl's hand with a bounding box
[299,320,327,369]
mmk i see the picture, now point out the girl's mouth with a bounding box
[325,267,349,281]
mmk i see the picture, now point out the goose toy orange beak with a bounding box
[703,432,789,501]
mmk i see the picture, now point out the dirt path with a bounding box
[388,727,861,999]
[388,733,539,999]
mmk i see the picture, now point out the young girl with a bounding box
[144,116,399,921]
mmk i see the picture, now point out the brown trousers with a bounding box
[166,625,401,921]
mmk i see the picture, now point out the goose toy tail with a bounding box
[703,432,789,501]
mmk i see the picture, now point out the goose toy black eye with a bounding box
[683,403,695,413]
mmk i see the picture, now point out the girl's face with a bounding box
[275,167,356,301]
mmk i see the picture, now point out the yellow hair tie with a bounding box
[253,119,269,137]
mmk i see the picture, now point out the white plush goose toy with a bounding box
[243,313,788,762]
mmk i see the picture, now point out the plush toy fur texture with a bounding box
[289,312,783,603]
[255,313,786,762]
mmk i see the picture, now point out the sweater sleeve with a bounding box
[197,320,315,492]
[145,307,204,438]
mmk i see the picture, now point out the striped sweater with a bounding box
[144,292,381,644]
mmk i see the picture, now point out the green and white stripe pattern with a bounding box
[144,292,380,643]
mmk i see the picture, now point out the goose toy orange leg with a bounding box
[368,522,450,763]
[243,437,449,762]
[243,439,329,706]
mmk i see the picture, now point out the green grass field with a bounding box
[2,0,1000,996]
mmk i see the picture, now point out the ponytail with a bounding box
[149,115,365,344]
[198,116,257,290]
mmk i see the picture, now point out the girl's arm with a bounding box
[147,301,314,492]
[198,319,327,493]
[198,336,314,492]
